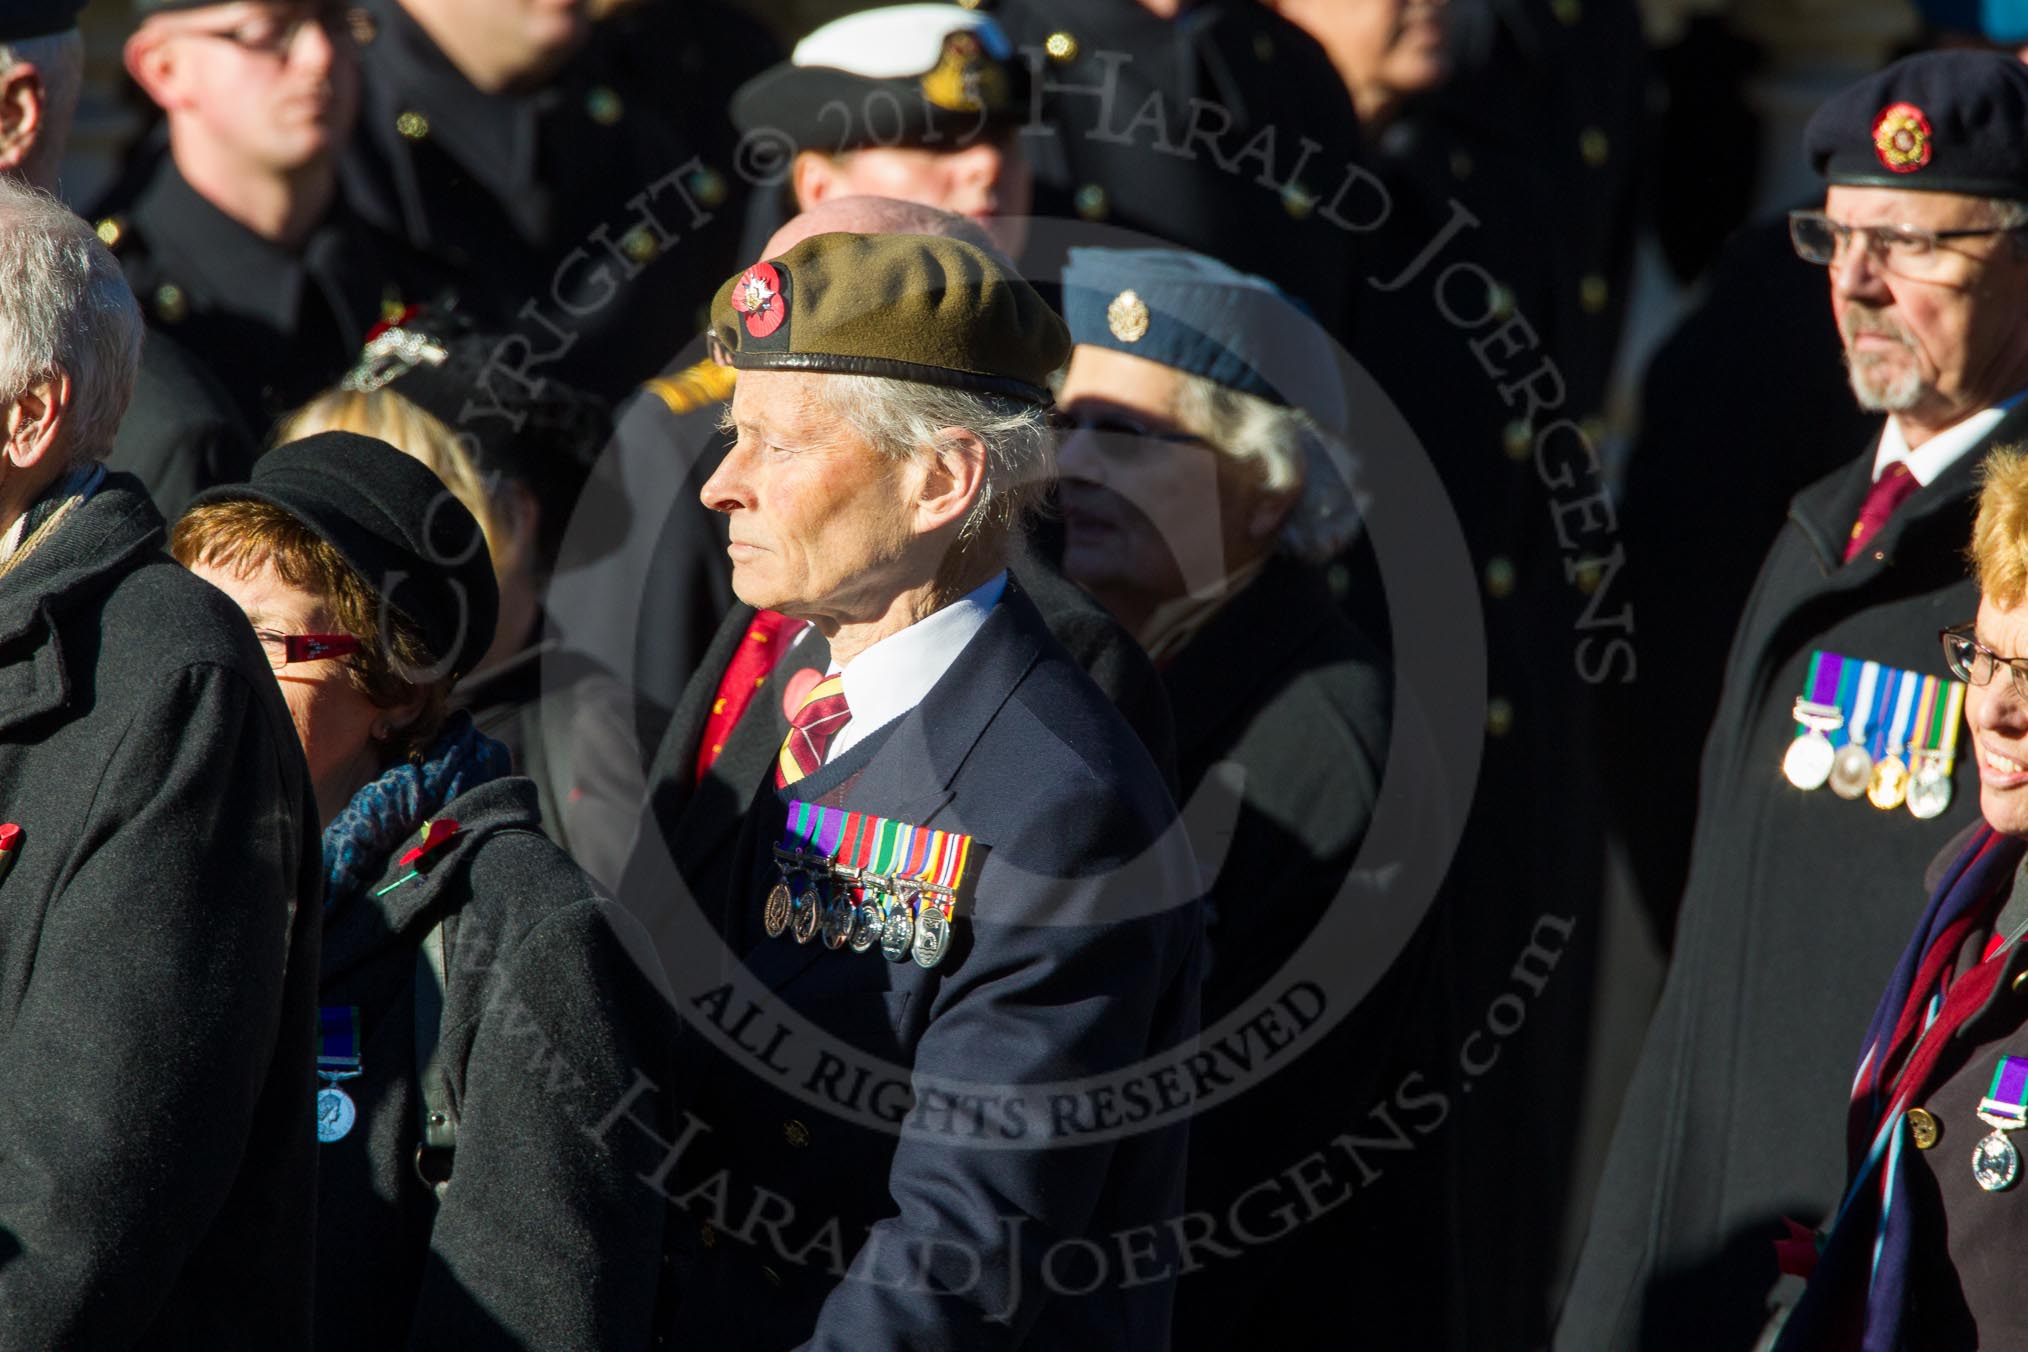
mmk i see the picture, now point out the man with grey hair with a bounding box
[616,231,1199,1348]
[1561,50,2028,1351]
[0,176,320,1343]
[0,1,251,518]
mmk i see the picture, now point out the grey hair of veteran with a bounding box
[1170,370,1362,564]
[0,29,86,191]
[0,179,143,465]
[812,373,1056,548]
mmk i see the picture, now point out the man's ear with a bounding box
[914,427,988,535]
[125,26,193,114]
[0,62,45,177]
[5,372,72,471]
[791,150,840,210]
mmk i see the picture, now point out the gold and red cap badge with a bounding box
[1873,102,1934,174]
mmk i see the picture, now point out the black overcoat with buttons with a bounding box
[618,581,1202,1349]
[97,157,420,436]
[993,0,1362,335]
[312,775,679,1351]
[1556,414,2012,1352]
[0,475,323,1349]
[340,0,775,403]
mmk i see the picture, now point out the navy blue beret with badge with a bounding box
[189,432,500,681]
[1914,0,2028,42]
[731,3,1025,155]
[1061,247,1349,435]
[0,0,84,40]
[1804,49,2028,198]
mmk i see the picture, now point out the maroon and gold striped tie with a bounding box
[776,674,851,788]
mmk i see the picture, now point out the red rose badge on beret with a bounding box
[732,263,787,339]
[1873,102,1934,174]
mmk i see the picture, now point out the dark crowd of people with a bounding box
[6,0,2028,1348]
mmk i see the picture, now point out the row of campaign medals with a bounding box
[761,800,975,970]
[1783,650,1966,818]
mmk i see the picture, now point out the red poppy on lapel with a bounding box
[397,819,460,870]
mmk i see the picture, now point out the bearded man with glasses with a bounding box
[1561,50,2028,1352]
[104,0,433,436]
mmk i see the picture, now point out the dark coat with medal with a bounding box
[313,775,678,1351]
[619,581,1202,1349]
[0,475,323,1348]
[1556,413,2013,1352]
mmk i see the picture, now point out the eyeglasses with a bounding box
[1046,408,1201,446]
[1789,210,2021,275]
[253,628,361,672]
[1942,623,2028,700]
[185,3,371,59]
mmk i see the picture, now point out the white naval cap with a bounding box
[791,3,1012,80]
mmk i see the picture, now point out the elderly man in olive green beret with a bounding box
[619,232,1201,1349]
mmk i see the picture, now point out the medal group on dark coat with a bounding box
[17,0,2028,1347]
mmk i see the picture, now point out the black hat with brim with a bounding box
[189,431,500,683]
[731,7,1026,156]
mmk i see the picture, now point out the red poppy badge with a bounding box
[397,818,460,869]
[1873,102,1933,174]
[731,263,787,339]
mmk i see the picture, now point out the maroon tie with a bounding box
[775,673,851,788]
[1844,460,1921,563]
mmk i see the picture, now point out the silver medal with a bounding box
[820,894,853,949]
[1975,1129,2021,1192]
[1908,759,1955,820]
[880,891,916,964]
[1784,700,1844,791]
[913,908,951,969]
[850,900,883,953]
[316,1083,357,1144]
[1829,743,1875,799]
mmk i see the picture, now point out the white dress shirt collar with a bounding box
[1874,389,2028,487]
[824,571,1007,763]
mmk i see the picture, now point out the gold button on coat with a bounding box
[783,1119,812,1147]
[1045,31,1078,62]
[1907,1106,1940,1149]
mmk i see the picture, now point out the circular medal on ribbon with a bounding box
[880,897,916,964]
[317,1084,357,1144]
[914,909,951,969]
[1974,1130,2020,1192]
[1869,756,1911,811]
[763,881,793,939]
[820,895,853,950]
[850,901,884,953]
[792,892,821,945]
[1829,743,1875,799]
[1908,761,1954,820]
[1784,733,1836,791]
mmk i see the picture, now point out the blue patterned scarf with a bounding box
[321,711,511,911]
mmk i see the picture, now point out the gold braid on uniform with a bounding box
[643,360,738,416]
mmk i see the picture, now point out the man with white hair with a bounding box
[617,231,1199,1347]
[0,176,320,1343]
[0,1,252,518]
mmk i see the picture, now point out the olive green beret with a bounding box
[708,233,1070,405]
